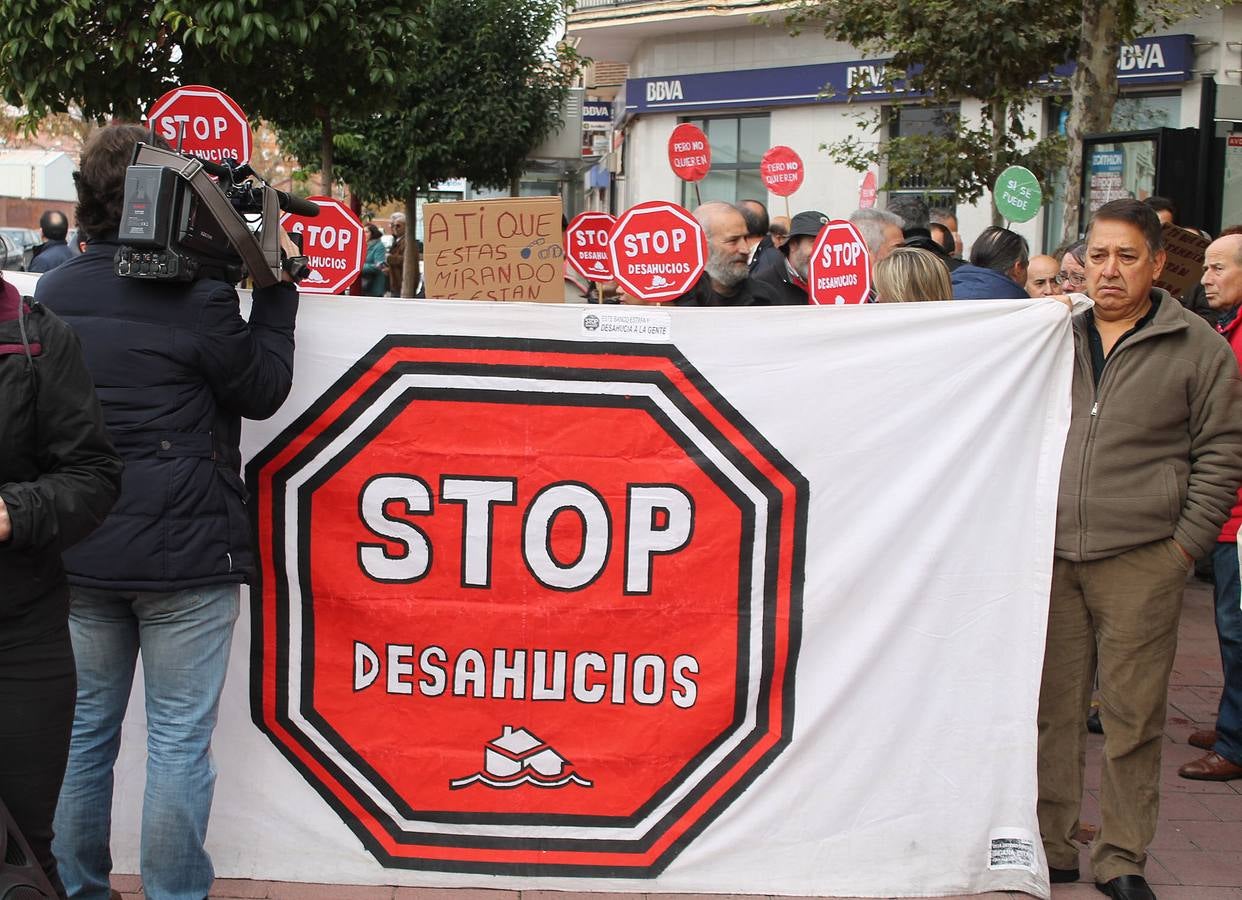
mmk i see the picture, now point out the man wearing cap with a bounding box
[750,210,827,305]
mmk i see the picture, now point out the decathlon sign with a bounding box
[248,335,807,875]
[145,85,252,164]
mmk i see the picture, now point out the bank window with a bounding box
[679,114,770,206]
[886,103,958,206]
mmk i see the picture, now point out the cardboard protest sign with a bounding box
[1155,222,1209,300]
[423,197,565,301]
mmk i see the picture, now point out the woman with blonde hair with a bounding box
[873,246,953,302]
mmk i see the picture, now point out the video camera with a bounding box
[116,142,319,287]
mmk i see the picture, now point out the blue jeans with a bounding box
[1211,541,1242,765]
[52,585,239,900]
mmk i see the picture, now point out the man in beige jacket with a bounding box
[1037,199,1242,900]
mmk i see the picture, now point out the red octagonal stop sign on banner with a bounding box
[145,85,252,164]
[808,219,872,305]
[280,197,364,295]
[248,337,807,875]
[565,211,616,281]
[607,201,706,302]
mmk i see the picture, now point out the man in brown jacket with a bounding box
[1037,199,1242,900]
[384,211,406,297]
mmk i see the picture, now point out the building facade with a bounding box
[568,0,1242,253]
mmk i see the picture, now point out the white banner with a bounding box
[95,295,1072,898]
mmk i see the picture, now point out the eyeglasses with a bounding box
[1056,272,1087,287]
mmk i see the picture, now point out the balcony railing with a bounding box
[572,0,656,8]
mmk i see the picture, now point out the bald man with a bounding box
[673,202,776,307]
[1180,228,1242,784]
[1026,254,1061,297]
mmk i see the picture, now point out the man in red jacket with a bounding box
[1183,226,1242,782]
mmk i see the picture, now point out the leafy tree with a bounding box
[280,0,580,296]
[787,0,1079,224]
[0,0,419,189]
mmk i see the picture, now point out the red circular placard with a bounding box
[667,123,711,182]
[760,146,804,197]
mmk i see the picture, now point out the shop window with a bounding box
[885,103,959,207]
[679,114,770,207]
[1042,92,1181,250]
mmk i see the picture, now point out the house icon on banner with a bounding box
[449,725,593,790]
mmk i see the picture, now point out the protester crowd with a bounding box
[1,122,1241,900]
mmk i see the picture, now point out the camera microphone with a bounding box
[276,191,321,218]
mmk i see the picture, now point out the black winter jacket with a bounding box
[0,279,121,647]
[674,272,777,307]
[36,240,298,590]
[750,259,811,306]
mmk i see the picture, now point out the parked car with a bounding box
[0,231,23,271]
[1,227,38,267]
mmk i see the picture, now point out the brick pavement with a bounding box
[108,579,1241,900]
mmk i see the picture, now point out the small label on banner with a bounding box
[580,309,672,342]
[988,829,1038,871]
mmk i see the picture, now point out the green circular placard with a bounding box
[994,165,1043,223]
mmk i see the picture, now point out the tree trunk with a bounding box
[348,190,363,296]
[510,172,521,197]
[990,99,1007,227]
[320,115,334,197]
[1061,0,1123,245]
[403,180,421,298]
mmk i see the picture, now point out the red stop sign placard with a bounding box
[859,170,878,209]
[607,201,706,302]
[249,338,807,874]
[145,85,252,164]
[280,197,364,295]
[565,212,616,281]
[760,146,804,197]
[808,219,872,305]
[668,123,711,182]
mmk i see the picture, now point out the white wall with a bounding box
[770,103,879,218]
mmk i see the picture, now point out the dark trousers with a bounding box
[0,620,76,898]
[1211,541,1242,765]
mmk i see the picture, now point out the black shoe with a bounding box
[1050,866,1080,883]
[1087,707,1104,734]
[1095,874,1156,900]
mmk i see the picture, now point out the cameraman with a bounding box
[35,124,301,900]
